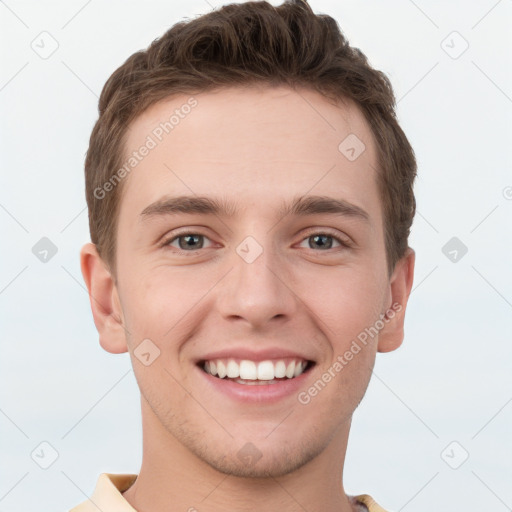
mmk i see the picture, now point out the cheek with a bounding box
[121,270,193,407]
[119,265,219,362]
[120,266,184,328]
[328,350,375,415]
[296,265,387,340]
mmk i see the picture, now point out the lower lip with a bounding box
[196,363,314,404]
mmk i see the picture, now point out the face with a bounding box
[84,85,413,478]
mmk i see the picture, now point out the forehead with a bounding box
[120,85,381,223]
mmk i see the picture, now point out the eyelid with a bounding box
[159,228,216,251]
[298,228,354,248]
[159,227,354,253]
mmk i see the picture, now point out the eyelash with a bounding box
[161,229,353,255]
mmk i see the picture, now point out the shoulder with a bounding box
[351,494,391,512]
[68,473,138,512]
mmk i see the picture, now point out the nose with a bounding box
[216,238,297,329]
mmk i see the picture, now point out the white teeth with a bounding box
[202,358,309,380]
[285,361,296,378]
[235,378,280,385]
[257,360,275,380]
[226,359,239,378]
[217,360,227,378]
[240,360,257,380]
[274,360,286,378]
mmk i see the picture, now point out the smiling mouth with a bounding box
[197,358,316,385]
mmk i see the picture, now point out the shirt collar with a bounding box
[71,473,137,511]
[71,474,388,512]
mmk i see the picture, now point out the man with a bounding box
[73,1,416,510]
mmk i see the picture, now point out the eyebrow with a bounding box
[140,194,370,223]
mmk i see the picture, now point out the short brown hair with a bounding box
[85,0,416,276]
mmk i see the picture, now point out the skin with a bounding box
[81,85,415,512]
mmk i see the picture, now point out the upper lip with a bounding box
[196,347,316,364]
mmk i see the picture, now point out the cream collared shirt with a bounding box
[69,473,390,512]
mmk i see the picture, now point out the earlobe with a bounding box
[377,247,415,353]
[80,243,128,354]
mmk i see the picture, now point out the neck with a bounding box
[123,396,357,512]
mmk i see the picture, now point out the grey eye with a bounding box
[308,234,335,250]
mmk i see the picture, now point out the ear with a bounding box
[377,247,415,353]
[80,243,128,354]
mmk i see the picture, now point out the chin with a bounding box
[183,428,329,479]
